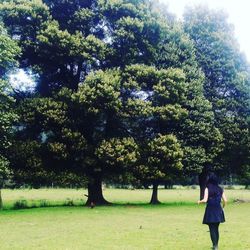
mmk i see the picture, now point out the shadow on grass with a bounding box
[1,200,197,211]
[111,201,196,208]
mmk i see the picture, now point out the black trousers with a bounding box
[208,223,220,247]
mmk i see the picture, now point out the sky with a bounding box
[160,0,250,62]
[9,69,36,92]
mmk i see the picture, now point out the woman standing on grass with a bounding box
[198,173,227,250]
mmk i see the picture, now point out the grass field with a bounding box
[0,188,250,250]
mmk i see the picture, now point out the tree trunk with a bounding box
[150,182,160,204]
[0,189,3,210]
[85,176,111,206]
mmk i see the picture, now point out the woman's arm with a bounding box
[222,191,227,208]
[198,187,208,204]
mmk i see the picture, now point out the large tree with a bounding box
[184,6,250,193]
[149,15,223,198]
[122,63,222,201]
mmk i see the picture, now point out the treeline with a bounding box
[0,0,249,206]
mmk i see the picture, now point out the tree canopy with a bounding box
[184,6,250,180]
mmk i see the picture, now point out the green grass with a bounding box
[2,187,250,209]
[0,188,250,249]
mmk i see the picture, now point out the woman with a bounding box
[198,173,227,250]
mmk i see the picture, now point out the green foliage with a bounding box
[147,134,183,168]
[184,6,250,176]
[0,0,50,34]
[121,64,221,177]
[137,134,183,182]
[100,0,162,66]
[96,137,140,171]
[0,156,12,188]
[0,0,50,68]
[0,81,18,147]
[9,140,46,185]
[238,164,250,187]
[74,69,122,114]
[36,20,109,67]
[19,97,68,128]
[0,25,21,75]
[43,0,98,33]
[0,24,20,190]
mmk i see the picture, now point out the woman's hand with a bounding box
[222,192,227,208]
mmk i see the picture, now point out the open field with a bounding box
[1,187,250,209]
[0,188,250,250]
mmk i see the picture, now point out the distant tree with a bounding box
[122,64,222,201]
[139,134,183,204]
[184,6,250,196]
[239,166,250,189]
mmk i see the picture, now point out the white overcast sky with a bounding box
[160,0,250,62]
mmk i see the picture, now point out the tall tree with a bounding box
[149,15,223,198]
[184,6,250,192]
[122,63,221,201]
[12,68,138,204]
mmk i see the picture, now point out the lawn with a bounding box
[0,188,250,250]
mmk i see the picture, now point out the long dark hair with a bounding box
[206,172,223,197]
